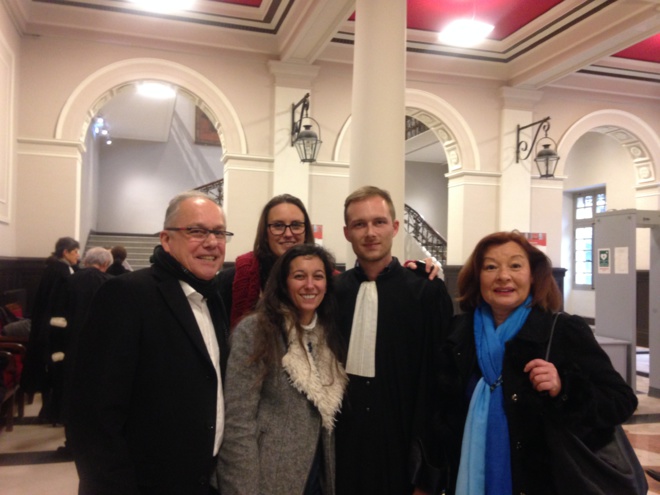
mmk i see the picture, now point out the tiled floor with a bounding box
[2,371,660,494]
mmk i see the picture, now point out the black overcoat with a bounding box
[21,258,72,393]
[68,263,229,495]
[437,309,638,495]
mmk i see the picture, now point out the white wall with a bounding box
[95,95,222,234]
[80,126,100,249]
[0,4,19,256]
[405,160,449,238]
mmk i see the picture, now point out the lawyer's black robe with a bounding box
[21,258,73,394]
[334,259,453,495]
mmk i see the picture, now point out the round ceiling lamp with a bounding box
[438,19,494,47]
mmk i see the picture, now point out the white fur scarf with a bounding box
[281,316,348,431]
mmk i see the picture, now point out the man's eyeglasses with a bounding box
[267,222,306,236]
[165,227,234,242]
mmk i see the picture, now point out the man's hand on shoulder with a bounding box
[404,258,444,281]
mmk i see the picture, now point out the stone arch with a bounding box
[55,58,247,155]
[558,110,658,186]
[331,89,479,170]
[404,89,479,172]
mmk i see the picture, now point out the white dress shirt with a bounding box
[180,281,224,455]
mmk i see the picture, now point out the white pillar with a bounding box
[446,170,500,265]
[349,0,406,258]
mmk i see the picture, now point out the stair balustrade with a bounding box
[403,204,447,265]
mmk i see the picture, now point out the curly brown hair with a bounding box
[249,243,345,385]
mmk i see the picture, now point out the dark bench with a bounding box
[0,342,26,432]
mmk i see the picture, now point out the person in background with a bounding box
[21,236,80,423]
[106,245,130,276]
[69,191,231,495]
[218,243,347,495]
[218,193,442,331]
[51,246,113,457]
[437,230,638,495]
[334,186,453,495]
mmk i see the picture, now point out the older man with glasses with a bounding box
[69,191,231,495]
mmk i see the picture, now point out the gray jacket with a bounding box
[217,315,341,495]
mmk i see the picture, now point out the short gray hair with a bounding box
[163,191,219,228]
[83,247,112,268]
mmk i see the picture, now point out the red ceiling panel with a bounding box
[405,0,564,40]
[613,34,660,64]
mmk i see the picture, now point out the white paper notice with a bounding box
[614,247,629,274]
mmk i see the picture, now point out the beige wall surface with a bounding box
[2,8,659,315]
[0,4,20,256]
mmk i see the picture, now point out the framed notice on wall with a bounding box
[195,107,221,147]
[313,225,323,246]
[522,232,547,253]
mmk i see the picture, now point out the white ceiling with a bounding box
[405,131,447,165]
[101,86,178,143]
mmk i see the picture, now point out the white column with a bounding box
[349,0,406,258]
[268,61,320,207]
[446,170,500,265]
[530,176,565,266]
[499,87,544,233]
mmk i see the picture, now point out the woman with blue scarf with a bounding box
[436,231,638,495]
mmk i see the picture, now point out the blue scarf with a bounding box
[455,296,532,495]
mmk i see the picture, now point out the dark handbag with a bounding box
[543,313,648,495]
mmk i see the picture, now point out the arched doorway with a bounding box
[52,58,245,255]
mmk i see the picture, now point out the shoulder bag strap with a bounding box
[544,312,561,361]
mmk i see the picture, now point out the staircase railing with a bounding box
[195,178,224,205]
[403,204,447,265]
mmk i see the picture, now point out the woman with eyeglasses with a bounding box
[218,194,314,330]
[218,194,442,331]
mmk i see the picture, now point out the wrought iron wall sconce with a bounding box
[291,93,322,163]
[516,116,560,178]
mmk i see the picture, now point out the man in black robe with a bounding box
[335,186,453,495]
[53,246,113,444]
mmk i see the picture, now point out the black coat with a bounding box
[58,267,112,422]
[21,258,73,393]
[335,260,454,495]
[68,263,230,495]
[437,309,638,495]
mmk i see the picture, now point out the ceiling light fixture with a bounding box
[92,117,113,145]
[128,0,194,14]
[438,0,493,48]
[438,19,494,47]
[136,82,176,100]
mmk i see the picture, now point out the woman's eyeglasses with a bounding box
[267,222,306,235]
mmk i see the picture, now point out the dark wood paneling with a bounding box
[0,258,47,318]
